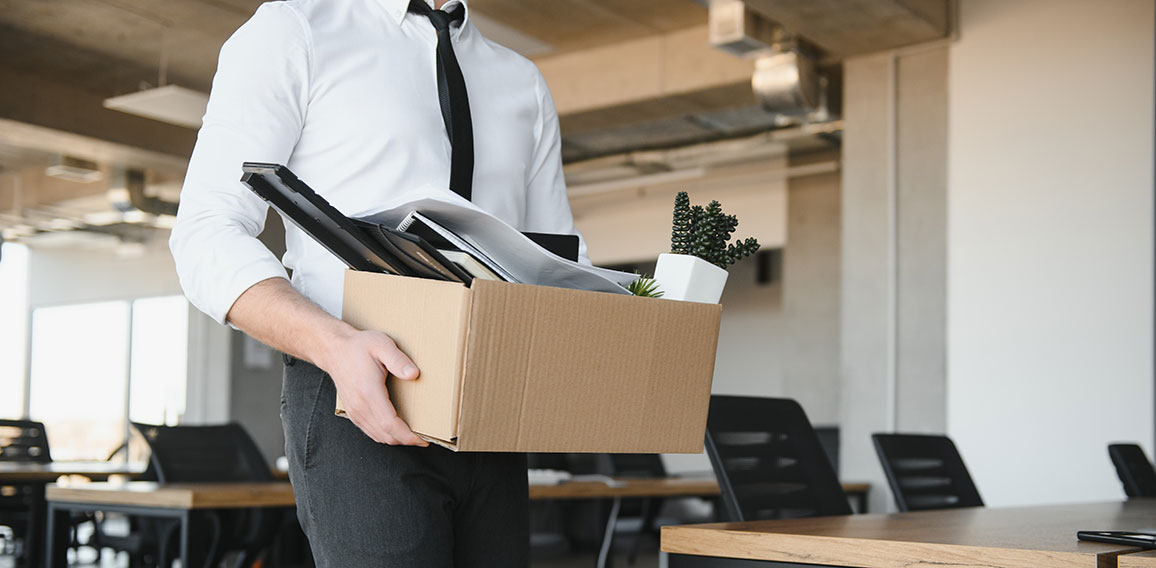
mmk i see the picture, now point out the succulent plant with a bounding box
[670,191,760,268]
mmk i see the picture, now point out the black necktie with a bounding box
[408,0,474,202]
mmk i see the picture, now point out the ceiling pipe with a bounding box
[108,168,179,217]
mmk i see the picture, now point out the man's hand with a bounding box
[318,328,428,446]
[226,277,428,447]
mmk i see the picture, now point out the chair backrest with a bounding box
[0,419,52,463]
[608,454,667,478]
[872,433,984,512]
[1109,443,1156,498]
[813,426,840,475]
[132,422,272,483]
[705,396,851,521]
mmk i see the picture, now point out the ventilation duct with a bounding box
[709,0,783,57]
[107,169,179,217]
[45,156,102,184]
[752,51,820,116]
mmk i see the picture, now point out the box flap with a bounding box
[341,271,471,443]
[454,280,721,452]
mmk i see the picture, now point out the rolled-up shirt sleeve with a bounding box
[522,70,591,266]
[170,2,311,325]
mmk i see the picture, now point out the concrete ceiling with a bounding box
[0,0,707,96]
[0,0,261,93]
[0,0,947,239]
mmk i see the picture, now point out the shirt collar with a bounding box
[380,0,471,31]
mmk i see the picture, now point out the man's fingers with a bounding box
[384,415,427,447]
[352,391,427,447]
[370,334,420,380]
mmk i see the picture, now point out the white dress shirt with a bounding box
[170,0,586,325]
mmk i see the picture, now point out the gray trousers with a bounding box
[281,357,529,567]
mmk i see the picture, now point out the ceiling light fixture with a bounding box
[45,156,103,183]
[103,85,208,129]
[102,31,208,129]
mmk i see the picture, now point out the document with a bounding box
[360,198,636,295]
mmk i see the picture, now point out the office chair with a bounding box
[0,419,51,563]
[813,426,840,476]
[705,396,852,521]
[1108,443,1156,498]
[872,433,984,512]
[133,422,280,568]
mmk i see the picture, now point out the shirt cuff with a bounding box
[213,255,290,326]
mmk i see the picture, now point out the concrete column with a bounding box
[840,45,949,512]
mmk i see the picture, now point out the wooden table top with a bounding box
[1120,550,1156,567]
[530,477,719,500]
[45,477,869,510]
[662,500,1156,567]
[528,478,868,500]
[0,461,145,482]
[46,482,296,510]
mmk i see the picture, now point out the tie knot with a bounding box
[408,1,464,32]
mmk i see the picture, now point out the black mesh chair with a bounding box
[133,422,280,567]
[0,419,51,463]
[1109,443,1156,498]
[813,426,840,475]
[705,396,851,521]
[872,433,984,512]
[0,419,51,563]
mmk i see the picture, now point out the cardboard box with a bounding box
[340,271,722,453]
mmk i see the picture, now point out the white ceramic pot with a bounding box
[653,253,729,304]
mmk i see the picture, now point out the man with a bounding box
[169,0,587,564]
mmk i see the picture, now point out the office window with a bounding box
[26,295,189,461]
[0,242,28,419]
[129,296,188,426]
[29,301,130,461]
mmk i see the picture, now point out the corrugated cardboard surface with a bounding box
[457,280,720,452]
[341,272,471,443]
[342,271,722,453]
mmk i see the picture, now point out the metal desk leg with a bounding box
[25,482,46,568]
[597,497,621,568]
[44,502,70,568]
[180,510,211,568]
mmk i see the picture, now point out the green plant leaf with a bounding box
[627,274,665,298]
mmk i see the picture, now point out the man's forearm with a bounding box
[226,276,354,370]
[226,276,425,446]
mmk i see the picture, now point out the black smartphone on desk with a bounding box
[1077,530,1156,549]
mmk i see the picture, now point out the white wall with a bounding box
[571,156,789,266]
[576,157,843,474]
[948,0,1154,506]
[25,241,180,307]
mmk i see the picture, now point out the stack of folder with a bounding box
[240,162,590,288]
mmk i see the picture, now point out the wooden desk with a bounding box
[531,478,869,568]
[46,481,295,509]
[0,462,145,567]
[1121,550,1156,567]
[530,477,720,500]
[531,479,870,511]
[44,482,296,568]
[46,477,872,568]
[662,500,1156,567]
[0,461,143,483]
